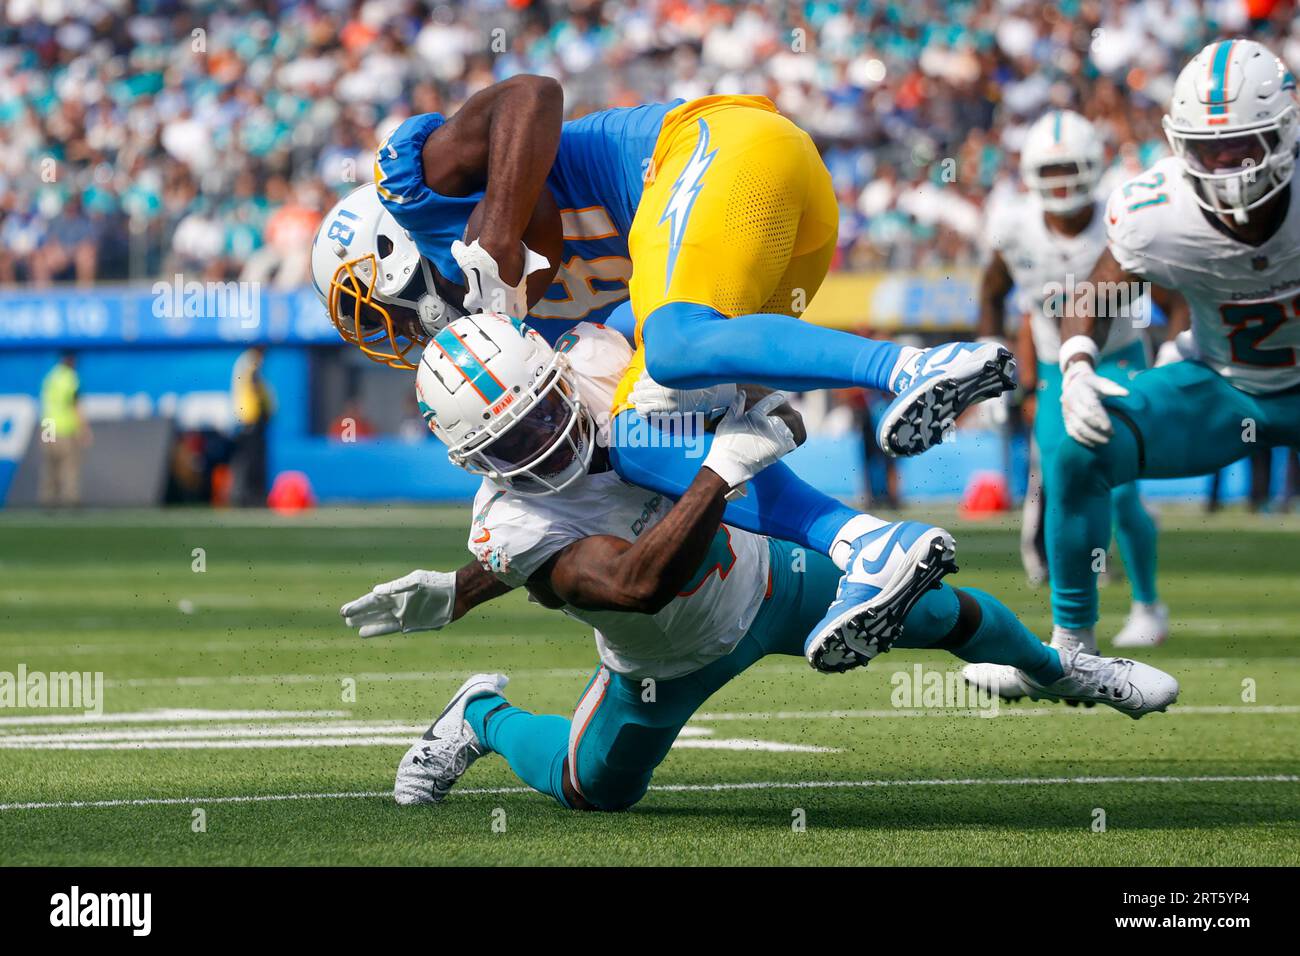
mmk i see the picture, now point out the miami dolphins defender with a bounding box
[971,39,1300,702]
[344,312,1176,810]
[311,77,1020,656]
[977,110,1187,648]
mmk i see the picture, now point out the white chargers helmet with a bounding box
[1163,39,1299,224]
[311,184,465,369]
[1020,110,1105,213]
[415,313,594,495]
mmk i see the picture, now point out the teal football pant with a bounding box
[1034,340,1158,605]
[1046,358,1300,629]
[465,539,1060,811]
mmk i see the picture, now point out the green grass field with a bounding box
[1,506,1298,866]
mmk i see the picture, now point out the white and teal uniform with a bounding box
[1047,159,1300,629]
[458,322,1055,811]
[984,195,1157,603]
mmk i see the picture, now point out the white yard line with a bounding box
[0,736,418,751]
[0,723,425,743]
[0,718,827,754]
[692,704,1300,720]
[3,774,1296,812]
[670,739,837,753]
[66,659,1296,688]
[0,735,832,753]
[0,709,349,727]
[101,668,591,688]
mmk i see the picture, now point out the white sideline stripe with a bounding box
[0,709,349,727]
[691,704,1300,721]
[3,774,1295,812]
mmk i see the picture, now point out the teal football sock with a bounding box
[951,588,1064,684]
[465,696,570,807]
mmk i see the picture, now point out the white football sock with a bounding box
[1051,625,1097,656]
[887,346,924,393]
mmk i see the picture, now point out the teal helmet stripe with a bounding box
[1053,110,1062,143]
[1208,40,1234,117]
[433,329,506,404]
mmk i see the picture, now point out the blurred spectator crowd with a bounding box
[0,0,1294,287]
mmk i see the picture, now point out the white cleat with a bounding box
[1022,646,1179,719]
[393,672,508,806]
[877,341,1017,457]
[960,662,1033,702]
[1112,602,1170,648]
[805,521,957,673]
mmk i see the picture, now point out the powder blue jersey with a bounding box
[375,101,681,343]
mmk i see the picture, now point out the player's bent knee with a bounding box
[642,302,725,387]
[899,584,962,647]
[1051,436,1114,495]
[575,777,651,813]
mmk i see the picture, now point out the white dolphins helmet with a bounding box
[311,184,465,369]
[1020,110,1105,213]
[1163,39,1299,224]
[415,313,594,495]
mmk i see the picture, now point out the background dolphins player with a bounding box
[372,311,1175,811]
[977,110,1186,649]
[312,76,1021,659]
[972,40,1300,698]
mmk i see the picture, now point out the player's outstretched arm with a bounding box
[341,561,514,638]
[421,74,563,285]
[976,249,1014,341]
[1150,285,1191,366]
[1015,308,1038,423]
[541,467,730,615]
[1060,247,1137,364]
[541,392,796,615]
[1057,248,1146,447]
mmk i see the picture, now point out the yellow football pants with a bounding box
[613,95,838,411]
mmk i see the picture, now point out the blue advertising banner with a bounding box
[0,281,337,348]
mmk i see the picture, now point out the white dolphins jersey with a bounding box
[984,194,1143,364]
[1106,156,1300,395]
[466,322,770,681]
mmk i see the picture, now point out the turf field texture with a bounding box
[1,505,1297,866]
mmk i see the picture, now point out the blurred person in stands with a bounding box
[241,179,326,289]
[39,351,91,507]
[30,192,100,286]
[229,345,274,507]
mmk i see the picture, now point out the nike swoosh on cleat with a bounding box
[855,525,910,576]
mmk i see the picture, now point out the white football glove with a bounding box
[1060,359,1129,447]
[628,370,737,419]
[1154,339,1181,367]
[450,238,551,320]
[340,570,456,638]
[702,390,797,489]
[1155,329,1198,367]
